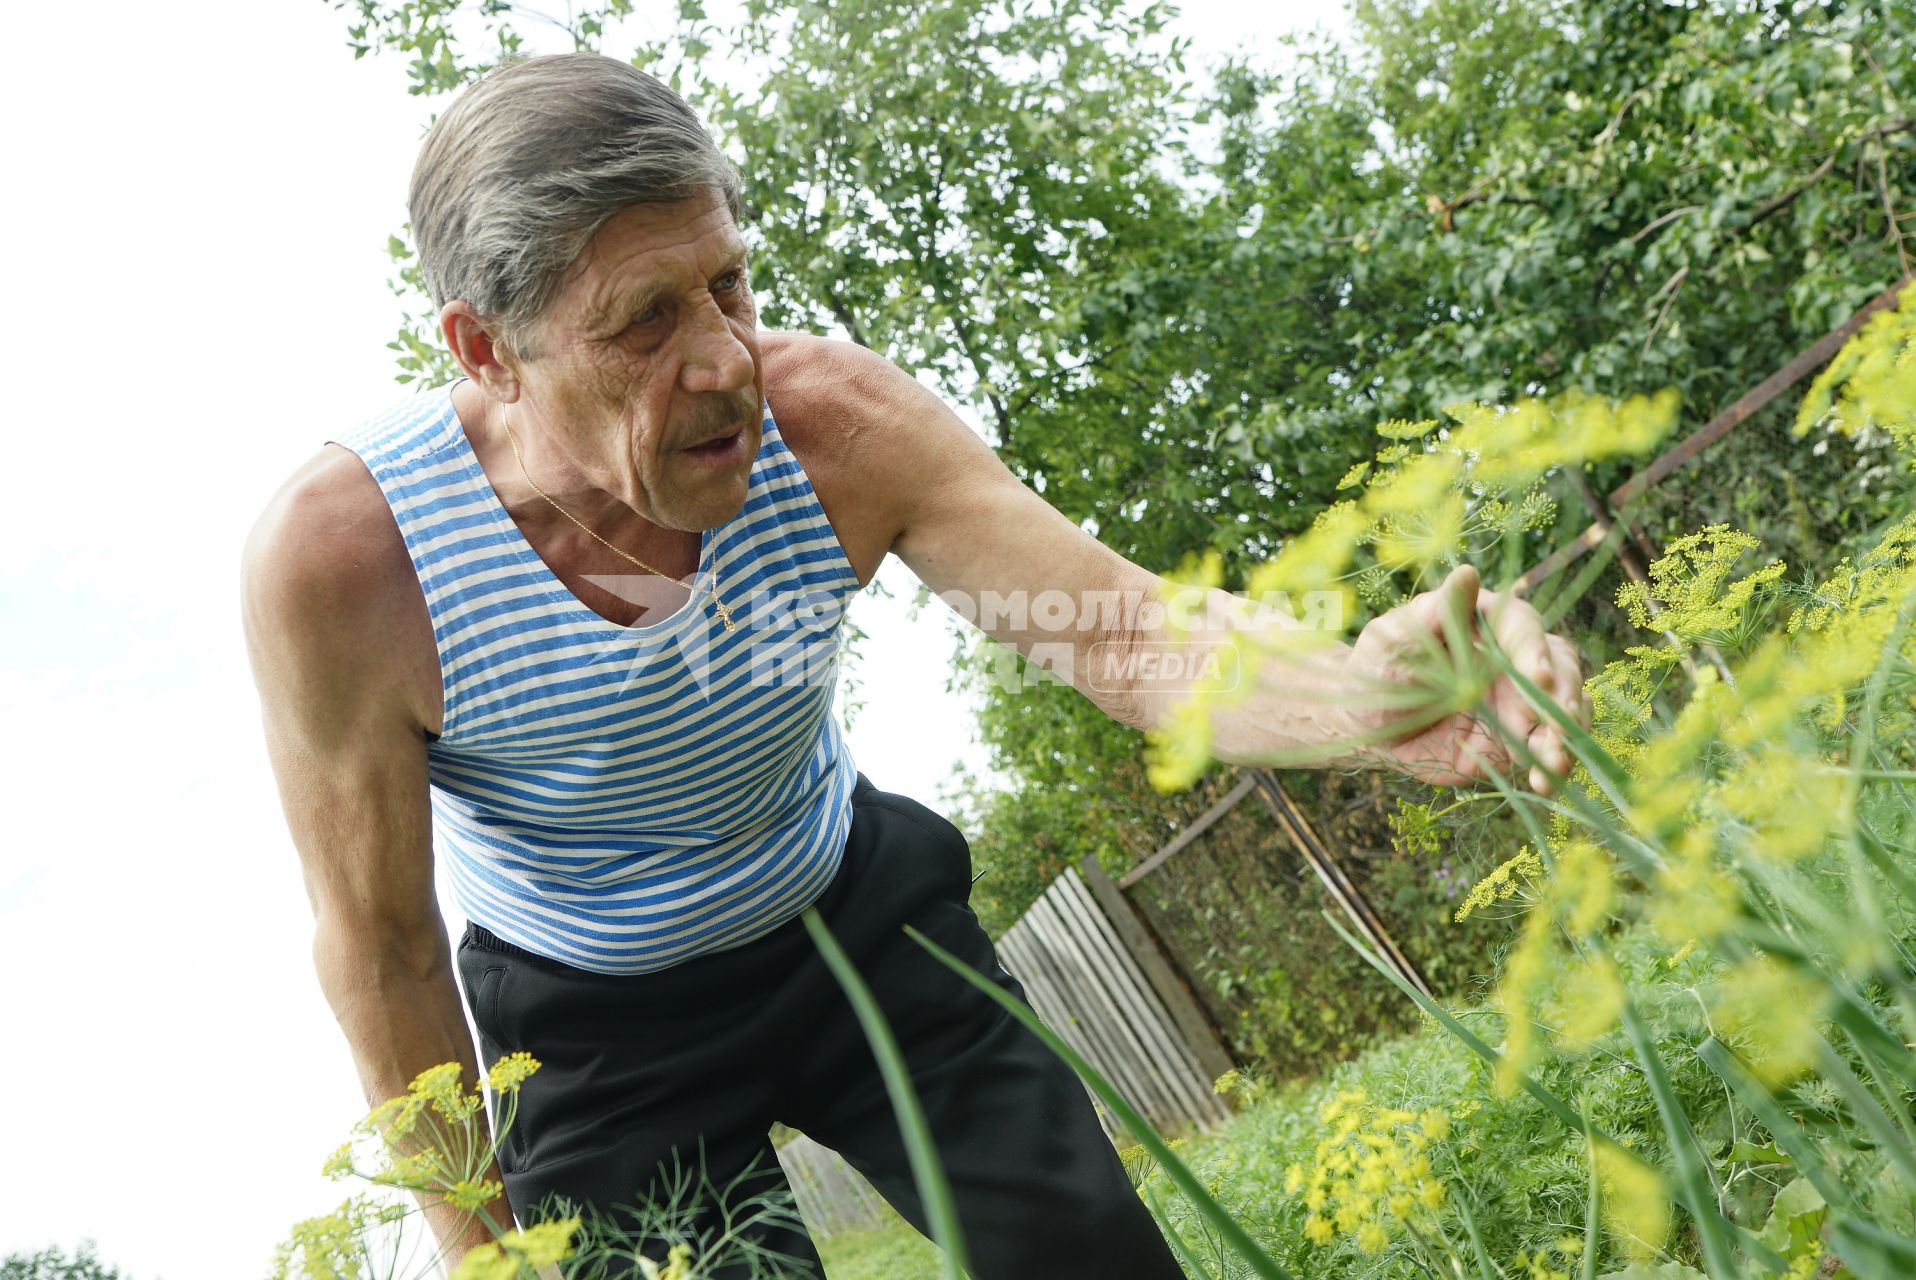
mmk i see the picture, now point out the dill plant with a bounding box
[1106,282,1916,1278]
[272,1051,816,1280]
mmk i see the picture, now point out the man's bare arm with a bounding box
[776,339,1362,750]
[241,452,509,1263]
[783,339,1586,790]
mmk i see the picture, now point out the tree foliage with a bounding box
[331,0,1916,1073]
[0,1243,128,1280]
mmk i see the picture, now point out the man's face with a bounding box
[513,188,763,532]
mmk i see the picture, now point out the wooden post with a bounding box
[1250,768,1436,1002]
[1076,854,1238,1086]
[1517,276,1914,594]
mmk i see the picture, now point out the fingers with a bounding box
[1474,579,1553,692]
[1435,563,1484,663]
[1392,563,1478,660]
[1526,719,1569,792]
[1542,633,1592,731]
[1473,575,1589,791]
[1367,564,1596,798]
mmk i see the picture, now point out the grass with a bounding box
[812,1203,946,1280]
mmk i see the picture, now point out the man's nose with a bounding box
[679,300,754,396]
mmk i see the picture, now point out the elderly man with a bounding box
[242,51,1587,1278]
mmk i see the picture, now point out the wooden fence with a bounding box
[995,861,1237,1140]
[774,1132,895,1237]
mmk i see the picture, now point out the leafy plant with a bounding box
[0,1243,131,1280]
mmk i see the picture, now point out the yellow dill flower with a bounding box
[1376,417,1440,441]
[1455,846,1545,923]
[1645,847,1739,947]
[1387,799,1447,859]
[445,1177,503,1212]
[1794,278,1916,452]
[1545,950,1625,1051]
[1712,744,1846,863]
[1373,490,1468,576]
[1720,633,1797,750]
[1493,908,1555,1095]
[369,1149,442,1188]
[1634,663,1735,779]
[1143,695,1213,792]
[1548,839,1613,937]
[449,1247,518,1280]
[484,1051,540,1093]
[644,1241,698,1280]
[1784,1254,1822,1280]
[1624,771,1704,844]
[362,1092,425,1142]
[1615,524,1786,645]
[1289,1084,1454,1253]
[320,1141,355,1181]
[1245,501,1365,602]
[1364,449,1462,518]
[270,1195,385,1280]
[1710,955,1830,1087]
[1592,1139,1670,1261]
[451,1218,584,1280]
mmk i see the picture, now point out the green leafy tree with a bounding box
[1,1243,129,1280]
[328,0,1916,1074]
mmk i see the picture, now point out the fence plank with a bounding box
[997,927,1128,1141]
[1117,773,1259,889]
[1032,888,1184,1127]
[1024,895,1175,1125]
[1050,871,1219,1125]
[1054,869,1233,1127]
[1076,855,1238,1087]
[775,1133,891,1237]
[1517,274,1914,592]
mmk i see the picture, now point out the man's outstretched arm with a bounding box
[241,453,510,1263]
[793,338,1588,794]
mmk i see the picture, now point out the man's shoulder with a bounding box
[241,442,428,661]
[759,330,909,465]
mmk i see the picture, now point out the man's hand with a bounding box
[1342,564,1592,795]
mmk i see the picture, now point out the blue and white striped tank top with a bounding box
[326,378,864,975]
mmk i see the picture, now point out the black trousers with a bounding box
[454,772,1187,1279]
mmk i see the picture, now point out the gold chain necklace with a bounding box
[501,411,737,633]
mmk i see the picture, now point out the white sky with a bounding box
[0,1,1348,1275]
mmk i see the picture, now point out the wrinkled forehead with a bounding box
[556,195,749,334]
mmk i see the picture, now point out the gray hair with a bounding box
[409,52,743,362]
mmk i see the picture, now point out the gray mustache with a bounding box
[679,390,760,444]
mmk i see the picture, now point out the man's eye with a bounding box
[716,270,744,291]
[629,306,659,328]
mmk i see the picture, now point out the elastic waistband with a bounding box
[463,920,570,966]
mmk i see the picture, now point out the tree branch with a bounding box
[825,288,872,350]
[1748,149,1840,227]
[1875,136,1912,278]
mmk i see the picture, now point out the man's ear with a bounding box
[441,300,526,401]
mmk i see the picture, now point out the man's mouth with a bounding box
[680,425,748,465]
